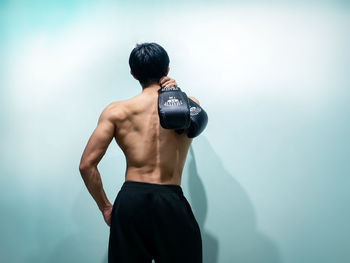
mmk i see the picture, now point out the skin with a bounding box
[79,67,200,226]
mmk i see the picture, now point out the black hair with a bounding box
[129,42,170,87]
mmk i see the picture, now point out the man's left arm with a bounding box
[79,103,116,214]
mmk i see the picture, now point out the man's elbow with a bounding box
[79,161,95,173]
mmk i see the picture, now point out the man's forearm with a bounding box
[79,165,112,211]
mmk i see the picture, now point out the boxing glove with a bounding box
[175,98,208,138]
[158,86,191,130]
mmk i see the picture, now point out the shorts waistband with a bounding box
[121,180,184,196]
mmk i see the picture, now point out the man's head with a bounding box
[129,42,170,88]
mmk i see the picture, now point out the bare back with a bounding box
[113,87,193,185]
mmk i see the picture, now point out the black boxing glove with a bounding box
[158,86,191,130]
[175,98,208,138]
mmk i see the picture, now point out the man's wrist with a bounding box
[100,203,113,212]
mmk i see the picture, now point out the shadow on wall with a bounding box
[187,136,282,263]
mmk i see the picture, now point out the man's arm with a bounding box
[78,103,116,212]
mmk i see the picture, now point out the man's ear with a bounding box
[130,70,138,80]
[166,66,170,76]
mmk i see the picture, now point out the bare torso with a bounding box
[111,86,193,186]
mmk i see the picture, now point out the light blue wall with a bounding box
[1,1,349,262]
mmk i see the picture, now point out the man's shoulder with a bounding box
[188,96,200,105]
[100,100,128,122]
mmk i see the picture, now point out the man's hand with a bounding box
[102,205,113,227]
[159,76,178,88]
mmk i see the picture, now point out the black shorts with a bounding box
[108,180,202,263]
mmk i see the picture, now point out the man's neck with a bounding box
[141,83,161,93]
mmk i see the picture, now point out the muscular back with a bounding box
[113,87,194,185]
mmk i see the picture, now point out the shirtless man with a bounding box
[79,43,206,263]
